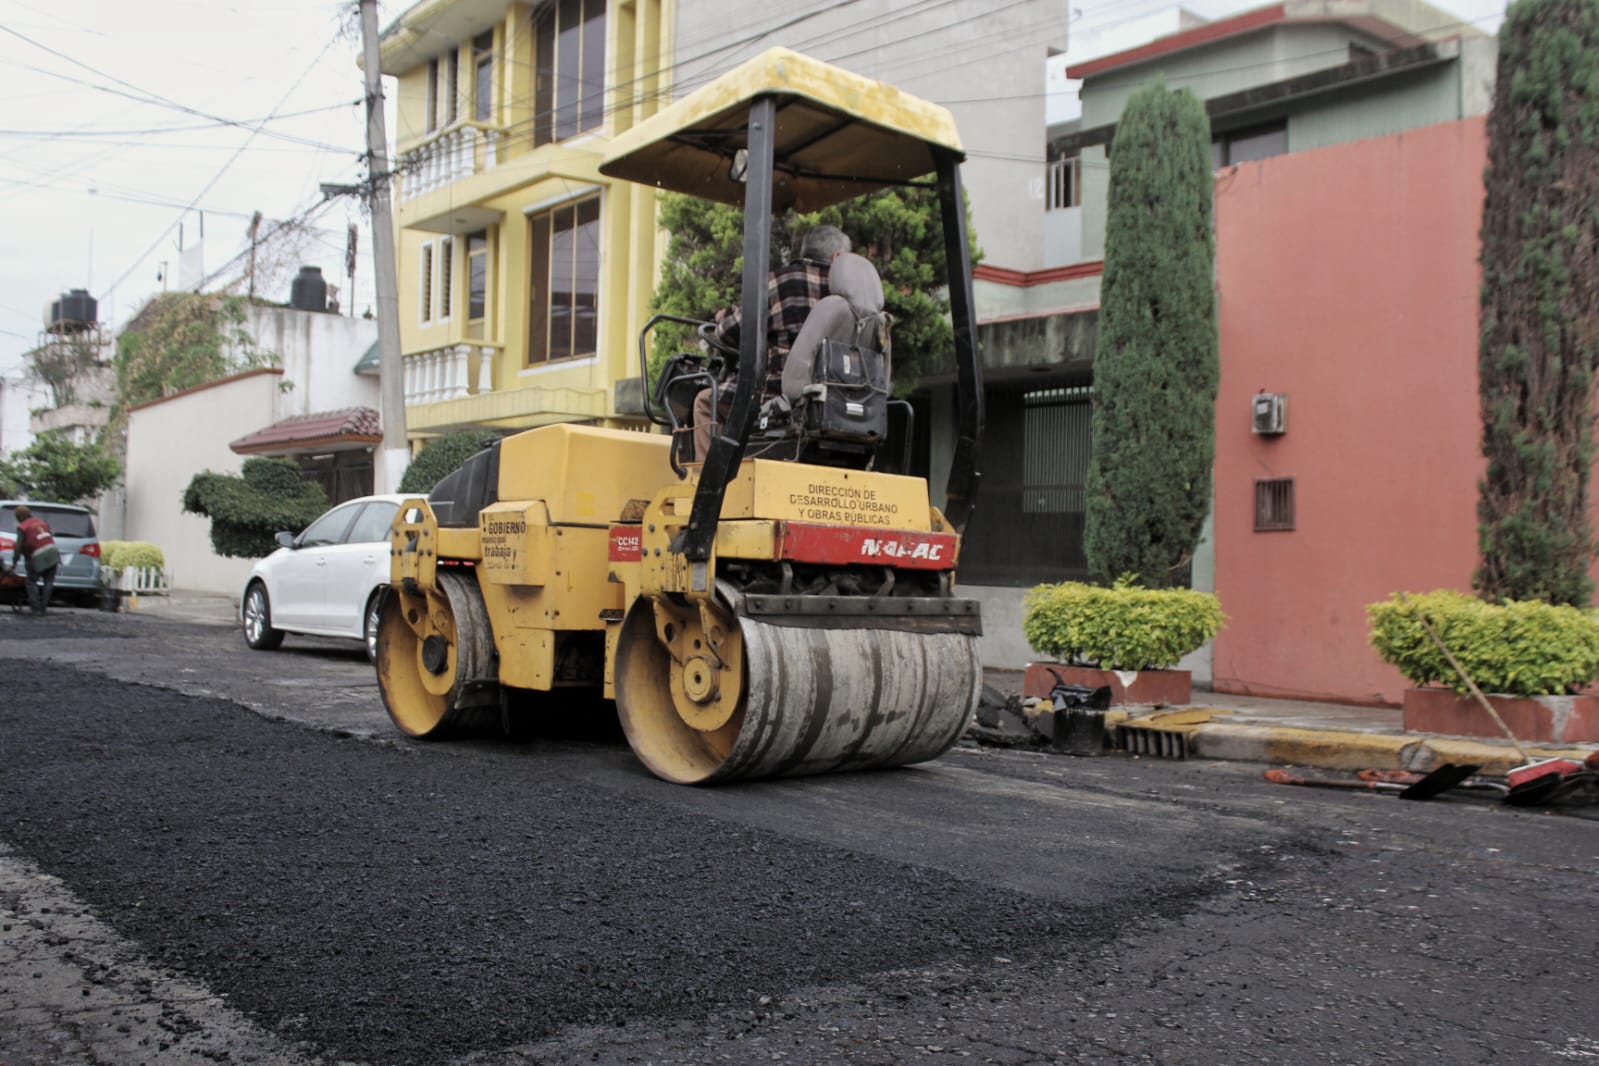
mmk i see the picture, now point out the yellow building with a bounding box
[380,0,670,442]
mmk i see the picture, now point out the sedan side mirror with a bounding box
[275,531,297,550]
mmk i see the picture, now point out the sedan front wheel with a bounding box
[243,583,285,650]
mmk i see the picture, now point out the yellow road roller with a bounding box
[377,48,986,784]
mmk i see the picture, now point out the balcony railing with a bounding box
[398,122,506,203]
[403,343,497,406]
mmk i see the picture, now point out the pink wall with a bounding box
[1212,117,1488,704]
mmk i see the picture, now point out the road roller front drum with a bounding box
[615,590,981,785]
[376,571,500,738]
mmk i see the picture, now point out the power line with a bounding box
[97,34,346,302]
[1,26,355,154]
[0,101,361,139]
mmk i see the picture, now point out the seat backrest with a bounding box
[782,252,889,401]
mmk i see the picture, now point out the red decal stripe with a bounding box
[780,522,957,570]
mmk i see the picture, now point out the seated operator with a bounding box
[691,224,851,460]
[777,250,888,408]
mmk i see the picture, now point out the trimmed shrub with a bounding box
[1368,590,1599,696]
[1022,575,1225,670]
[399,430,502,494]
[182,457,328,559]
[100,541,165,575]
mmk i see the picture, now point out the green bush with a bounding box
[100,541,165,575]
[399,430,502,494]
[182,457,327,559]
[1022,575,1225,670]
[1368,589,1599,697]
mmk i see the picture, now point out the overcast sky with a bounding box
[0,0,1508,384]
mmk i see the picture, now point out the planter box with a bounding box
[1402,688,1599,744]
[1024,662,1191,708]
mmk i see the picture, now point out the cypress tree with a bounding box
[1475,0,1599,606]
[1084,81,1218,588]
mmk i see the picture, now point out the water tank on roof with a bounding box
[290,265,329,313]
[47,288,97,334]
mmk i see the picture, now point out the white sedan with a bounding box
[240,493,406,661]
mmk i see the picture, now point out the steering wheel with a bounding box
[698,320,740,360]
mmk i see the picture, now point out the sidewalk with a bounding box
[982,668,1599,776]
[126,592,1598,776]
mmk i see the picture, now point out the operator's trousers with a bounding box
[25,564,56,615]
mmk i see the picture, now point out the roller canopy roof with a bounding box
[599,49,965,212]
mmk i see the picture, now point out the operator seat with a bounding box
[765,252,892,461]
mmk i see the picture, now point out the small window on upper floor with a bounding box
[426,59,440,132]
[468,230,489,321]
[1048,155,1081,210]
[473,31,495,123]
[439,236,454,321]
[1213,120,1288,169]
[419,242,435,324]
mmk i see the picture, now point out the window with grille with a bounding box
[1023,386,1092,513]
[528,196,601,365]
[1254,477,1295,531]
[534,0,607,146]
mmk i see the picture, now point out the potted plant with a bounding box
[1368,590,1599,743]
[1021,574,1225,706]
[99,540,167,609]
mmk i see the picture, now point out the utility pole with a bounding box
[359,0,409,492]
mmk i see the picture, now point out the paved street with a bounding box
[2,606,1597,1065]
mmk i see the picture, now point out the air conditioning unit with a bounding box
[1252,393,1287,435]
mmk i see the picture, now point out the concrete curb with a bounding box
[1165,714,1596,775]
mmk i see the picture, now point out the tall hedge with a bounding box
[1474,0,1599,606]
[1084,80,1218,589]
[182,457,327,558]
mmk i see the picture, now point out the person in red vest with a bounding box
[10,505,62,616]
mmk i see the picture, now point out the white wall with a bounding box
[0,370,50,456]
[244,305,380,419]
[123,370,285,595]
[672,0,1067,273]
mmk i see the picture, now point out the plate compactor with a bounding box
[376,49,986,784]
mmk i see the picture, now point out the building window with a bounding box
[473,31,495,123]
[1254,477,1295,531]
[1213,121,1288,169]
[419,242,434,324]
[1047,155,1080,211]
[426,59,440,132]
[468,230,489,320]
[534,0,607,146]
[1022,386,1092,513]
[439,236,454,320]
[443,49,460,127]
[528,196,600,365]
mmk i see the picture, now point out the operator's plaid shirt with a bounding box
[712,257,831,397]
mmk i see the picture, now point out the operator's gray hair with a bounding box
[799,225,851,262]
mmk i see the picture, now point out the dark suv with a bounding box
[0,501,102,606]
